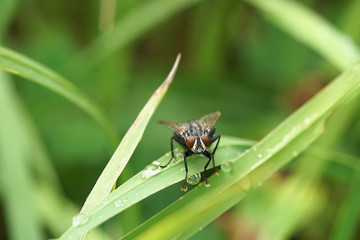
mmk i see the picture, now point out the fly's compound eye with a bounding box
[186,136,196,148]
[201,136,210,147]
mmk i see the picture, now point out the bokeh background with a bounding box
[1,0,360,239]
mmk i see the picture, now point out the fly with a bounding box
[157,111,221,191]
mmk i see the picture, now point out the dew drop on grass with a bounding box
[292,150,299,157]
[187,173,201,185]
[102,198,110,205]
[221,162,233,173]
[152,160,161,166]
[72,213,89,227]
[257,153,263,158]
[115,199,125,208]
[175,152,183,159]
[141,164,161,180]
[240,176,252,193]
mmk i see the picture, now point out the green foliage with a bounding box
[0,0,360,240]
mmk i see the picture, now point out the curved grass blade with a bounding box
[123,120,325,240]
[78,54,181,217]
[58,137,254,240]
[244,1,360,237]
[0,73,43,240]
[63,0,201,78]
[246,0,360,71]
[0,46,118,147]
[59,61,360,239]
[120,61,360,239]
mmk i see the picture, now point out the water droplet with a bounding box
[240,176,252,192]
[221,162,233,173]
[123,198,128,203]
[141,164,160,180]
[292,150,299,157]
[115,199,125,208]
[176,152,183,159]
[187,173,201,185]
[72,213,89,227]
[102,198,110,205]
[180,167,185,172]
[152,160,161,166]
[257,153,263,158]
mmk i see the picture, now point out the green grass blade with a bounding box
[60,62,360,239]
[123,62,360,239]
[0,46,118,146]
[246,0,360,71]
[244,1,360,237]
[63,0,201,78]
[124,120,325,240]
[0,73,43,240]
[58,137,254,240]
[78,54,181,217]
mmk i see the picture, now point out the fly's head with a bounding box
[183,122,211,154]
[185,135,210,153]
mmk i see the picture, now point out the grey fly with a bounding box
[157,111,221,191]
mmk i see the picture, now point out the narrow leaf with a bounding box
[246,0,360,71]
[0,46,118,146]
[79,54,181,215]
[122,61,360,239]
[58,137,253,240]
[0,73,43,240]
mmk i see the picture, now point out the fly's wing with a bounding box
[157,120,185,132]
[199,111,221,129]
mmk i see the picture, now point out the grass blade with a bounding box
[0,46,118,146]
[121,61,360,239]
[60,61,360,239]
[246,0,360,71]
[245,1,360,238]
[124,120,325,240]
[58,137,253,240]
[78,54,181,216]
[0,73,43,240]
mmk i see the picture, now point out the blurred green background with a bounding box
[1,0,360,239]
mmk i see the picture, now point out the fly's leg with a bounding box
[209,134,221,174]
[181,150,193,191]
[160,136,176,168]
[202,150,213,187]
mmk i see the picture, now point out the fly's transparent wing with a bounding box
[157,120,185,132]
[199,111,221,128]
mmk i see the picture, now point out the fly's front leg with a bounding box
[202,150,213,187]
[161,135,176,168]
[210,134,221,174]
[181,150,193,191]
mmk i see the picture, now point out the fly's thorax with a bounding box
[181,121,210,138]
